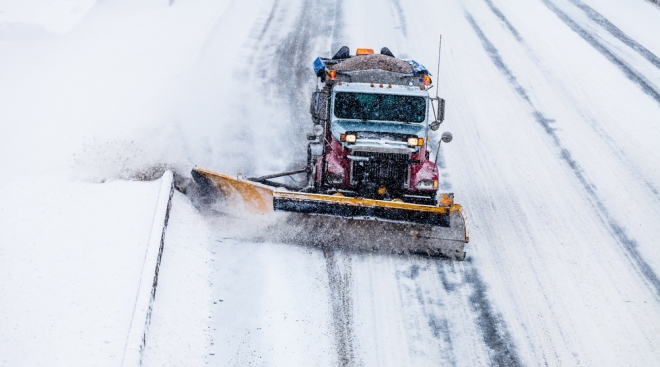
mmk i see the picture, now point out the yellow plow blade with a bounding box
[192,167,469,259]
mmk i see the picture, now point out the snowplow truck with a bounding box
[192,46,469,259]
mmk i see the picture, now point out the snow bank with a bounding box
[123,171,174,366]
[0,179,161,366]
[141,191,213,366]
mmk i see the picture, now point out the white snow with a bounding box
[141,191,212,366]
[0,179,161,366]
[2,0,660,365]
[206,240,337,366]
[0,0,229,365]
[0,0,97,35]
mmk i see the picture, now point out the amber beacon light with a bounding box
[422,74,432,85]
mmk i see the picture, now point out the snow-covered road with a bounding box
[155,0,660,365]
[2,0,660,365]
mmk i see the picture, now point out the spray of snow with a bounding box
[72,124,193,183]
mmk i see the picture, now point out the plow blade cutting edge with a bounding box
[192,167,469,259]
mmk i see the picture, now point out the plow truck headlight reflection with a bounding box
[345,134,357,143]
[416,180,437,189]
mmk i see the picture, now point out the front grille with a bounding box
[355,131,408,142]
[351,151,409,188]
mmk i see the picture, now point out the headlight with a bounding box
[416,180,438,189]
[313,124,324,136]
[407,137,424,147]
[345,134,356,143]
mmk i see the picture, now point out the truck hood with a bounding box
[331,120,425,154]
[331,119,425,137]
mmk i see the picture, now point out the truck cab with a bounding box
[308,48,447,205]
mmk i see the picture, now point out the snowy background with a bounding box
[1,0,660,366]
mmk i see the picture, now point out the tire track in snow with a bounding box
[396,262,457,365]
[460,263,522,367]
[388,13,522,362]
[398,259,523,366]
[273,0,345,168]
[429,130,522,364]
[465,12,660,301]
[389,0,408,37]
[406,176,520,360]
[480,0,660,201]
[567,0,660,70]
[540,0,660,106]
[482,0,522,42]
[256,0,280,42]
[190,0,290,176]
[269,1,363,364]
[405,104,511,361]
[324,249,359,367]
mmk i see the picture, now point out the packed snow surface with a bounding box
[2,0,660,366]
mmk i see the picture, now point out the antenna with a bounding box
[435,35,442,99]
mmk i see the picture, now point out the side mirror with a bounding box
[437,98,445,122]
[310,92,326,119]
[441,131,453,143]
[433,131,453,165]
[429,98,445,131]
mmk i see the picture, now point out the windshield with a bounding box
[333,92,426,123]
